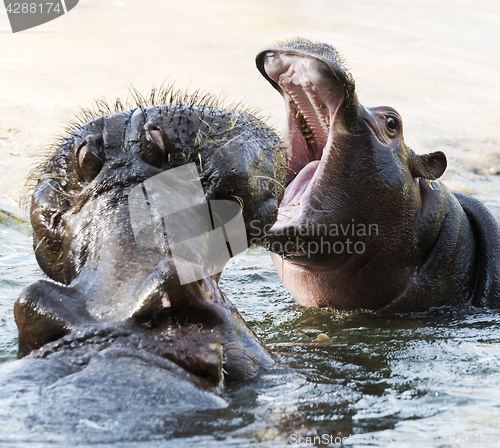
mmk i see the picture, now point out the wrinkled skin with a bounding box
[256,39,500,313]
[0,97,286,439]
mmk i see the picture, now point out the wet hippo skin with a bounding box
[256,39,500,313]
[0,89,287,441]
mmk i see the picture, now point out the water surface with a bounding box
[2,220,500,446]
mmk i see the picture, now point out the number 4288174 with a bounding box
[445,434,500,444]
[5,3,63,14]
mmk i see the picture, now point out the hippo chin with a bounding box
[256,38,500,313]
[0,89,286,439]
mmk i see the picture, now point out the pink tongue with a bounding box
[272,160,320,228]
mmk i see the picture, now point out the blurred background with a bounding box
[1,0,500,212]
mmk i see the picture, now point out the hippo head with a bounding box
[14,90,285,384]
[257,39,453,310]
[28,92,286,287]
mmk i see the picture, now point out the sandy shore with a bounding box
[1,0,500,215]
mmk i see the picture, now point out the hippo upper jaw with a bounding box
[256,39,359,234]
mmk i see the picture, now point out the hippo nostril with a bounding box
[75,135,105,183]
[147,129,165,152]
[143,125,166,168]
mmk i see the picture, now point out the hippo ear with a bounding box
[410,151,447,180]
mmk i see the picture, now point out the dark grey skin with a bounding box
[0,91,286,440]
[256,38,500,313]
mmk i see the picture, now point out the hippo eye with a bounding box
[386,116,398,131]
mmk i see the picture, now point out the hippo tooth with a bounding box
[295,111,302,119]
[326,115,330,125]
[289,98,295,104]
[309,139,315,144]
[162,293,171,308]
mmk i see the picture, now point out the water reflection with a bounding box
[0,221,39,363]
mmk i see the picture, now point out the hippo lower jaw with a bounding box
[258,51,348,230]
[16,261,274,385]
[26,322,227,390]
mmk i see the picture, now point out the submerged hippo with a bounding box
[256,38,500,313]
[0,89,286,442]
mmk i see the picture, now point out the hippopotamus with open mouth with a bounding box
[256,38,500,313]
[0,89,286,441]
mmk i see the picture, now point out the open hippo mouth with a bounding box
[256,39,356,230]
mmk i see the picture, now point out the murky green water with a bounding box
[0,222,40,364]
[2,218,500,446]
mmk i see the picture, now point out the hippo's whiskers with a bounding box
[253,176,286,193]
[230,195,244,210]
[32,235,46,254]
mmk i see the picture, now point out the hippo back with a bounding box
[453,192,500,308]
